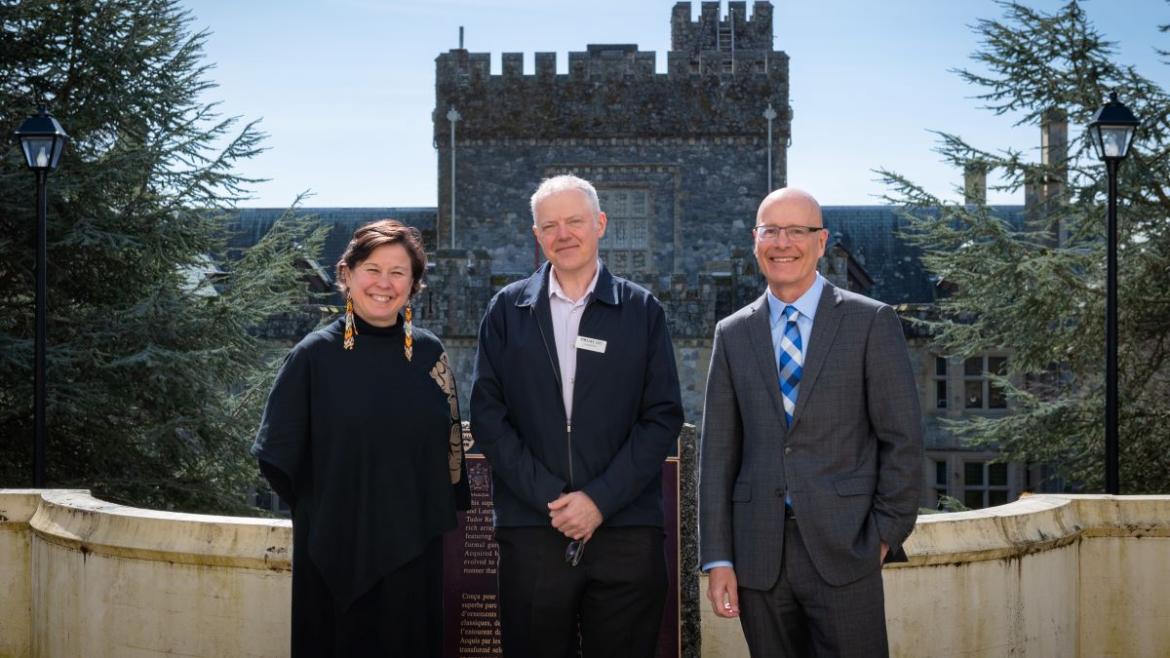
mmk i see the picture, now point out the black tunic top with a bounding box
[252,314,470,611]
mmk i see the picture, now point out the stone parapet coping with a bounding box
[6,490,1169,577]
[0,489,81,525]
[2,490,292,571]
[898,494,1170,568]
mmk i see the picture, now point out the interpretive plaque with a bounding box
[443,453,681,657]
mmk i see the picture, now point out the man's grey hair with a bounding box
[529,174,601,225]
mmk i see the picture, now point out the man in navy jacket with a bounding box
[471,174,684,658]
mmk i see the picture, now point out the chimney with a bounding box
[1040,108,1069,244]
[964,162,987,206]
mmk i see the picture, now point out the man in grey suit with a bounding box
[698,188,923,657]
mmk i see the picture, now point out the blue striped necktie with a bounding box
[778,305,803,426]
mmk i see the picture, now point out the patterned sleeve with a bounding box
[429,352,471,510]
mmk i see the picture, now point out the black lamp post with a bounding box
[1086,91,1139,495]
[13,106,68,488]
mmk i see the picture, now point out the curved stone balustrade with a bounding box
[702,493,1170,658]
[2,490,1168,657]
[0,489,291,658]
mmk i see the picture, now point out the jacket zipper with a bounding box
[532,303,576,489]
[566,420,574,487]
[564,300,596,489]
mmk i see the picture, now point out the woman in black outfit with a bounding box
[252,220,469,656]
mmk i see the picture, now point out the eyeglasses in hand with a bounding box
[565,539,585,567]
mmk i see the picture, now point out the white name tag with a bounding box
[575,336,607,354]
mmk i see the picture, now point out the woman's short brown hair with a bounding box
[335,220,427,296]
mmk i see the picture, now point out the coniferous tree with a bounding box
[0,0,326,512]
[879,1,1170,493]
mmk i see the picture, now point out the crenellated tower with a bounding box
[432,1,789,285]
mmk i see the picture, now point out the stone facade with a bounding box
[432,1,789,283]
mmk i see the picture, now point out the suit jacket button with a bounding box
[784,446,792,454]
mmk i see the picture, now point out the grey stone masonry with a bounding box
[671,1,775,55]
[433,1,790,284]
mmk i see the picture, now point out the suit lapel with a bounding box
[746,294,789,425]
[790,283,844,431]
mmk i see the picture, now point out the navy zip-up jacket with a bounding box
[470,262,684,528]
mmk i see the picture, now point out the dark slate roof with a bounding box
[822,205,1026,304]
[221,208,437,276]
[220,205,1026,304]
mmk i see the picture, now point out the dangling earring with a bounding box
[343,296,357,350]
[404,301,413,362]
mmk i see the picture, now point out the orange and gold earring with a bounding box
[403,301,413,361]
[343,296,357,350]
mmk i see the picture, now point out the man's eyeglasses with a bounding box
[753,224,825,242]
[565,539,585,567]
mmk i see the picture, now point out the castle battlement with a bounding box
[433,2,787,141]
[437,45,782,85]
[433,1,781,89]
[442,45,660,82]
[672,1,774,54]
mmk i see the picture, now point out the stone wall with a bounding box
[435,147,777,284]
[0,489,290,658]
[700,494,1170,657]
[0,490,39,658]
[3,490,1168,657]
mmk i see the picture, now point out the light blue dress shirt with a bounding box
[766,273,824,364]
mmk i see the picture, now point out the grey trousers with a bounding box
[737,514,889,658]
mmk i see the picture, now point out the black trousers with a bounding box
[291,532,444,657]
[737,514,888,658]
[495,525,667,658]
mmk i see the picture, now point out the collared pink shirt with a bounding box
[548,262,601,420]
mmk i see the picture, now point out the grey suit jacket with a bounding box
[698,281,923,590]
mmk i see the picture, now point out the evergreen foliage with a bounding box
[879,1,1170,493]
[1,0,326,512]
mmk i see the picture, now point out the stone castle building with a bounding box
[234,1,1068,510]
[432,1,787,282]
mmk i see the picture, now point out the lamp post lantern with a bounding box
[13,106,68,488]
[1087,91,1139,495]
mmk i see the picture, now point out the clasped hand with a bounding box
[548,491,602,541]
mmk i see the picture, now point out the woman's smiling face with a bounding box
[344,242,414,327]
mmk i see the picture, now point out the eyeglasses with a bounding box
[565,539,585,567]
[753,224,825,242]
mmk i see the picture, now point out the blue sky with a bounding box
[182,0,1168,208]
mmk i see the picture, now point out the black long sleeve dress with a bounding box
[252,313,470,657]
